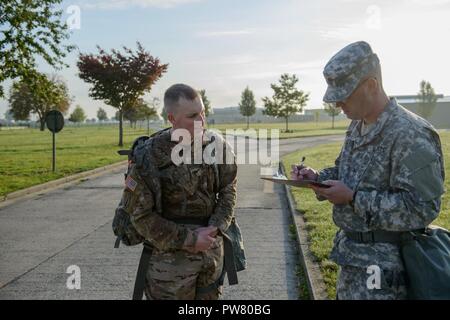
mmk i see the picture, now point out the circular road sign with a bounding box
[45,110,64,133]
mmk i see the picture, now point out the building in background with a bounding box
[206,106,346,124]
[394,95,450,129]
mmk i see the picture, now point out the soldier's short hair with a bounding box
[366,62,383,88]
[164,83,200,114]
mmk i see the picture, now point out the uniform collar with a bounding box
[347,98,398,148]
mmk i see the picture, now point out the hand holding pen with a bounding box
[290,156,318,181]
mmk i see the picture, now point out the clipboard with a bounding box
[260,177,331,188]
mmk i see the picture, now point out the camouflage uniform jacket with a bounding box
[318,98,445,270]
[122,129,237,251]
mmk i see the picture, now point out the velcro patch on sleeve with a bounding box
[125,175,138,192]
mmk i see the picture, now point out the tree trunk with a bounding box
[119,109,123,147]
[246,116,249,130]
[40,118,45,131]
[38,111,45,131]
[147,119,150,136]
[332,115,335,129]
[285,117,289,132]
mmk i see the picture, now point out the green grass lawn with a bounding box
[209,120,350,139]
[0,125,153,197]
[282,131,450,299]
[0,120,348,198]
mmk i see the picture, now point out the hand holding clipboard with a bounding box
[262,157,331,189]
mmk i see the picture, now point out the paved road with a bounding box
[0,135,343,300]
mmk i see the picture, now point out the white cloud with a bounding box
[195,29,256,38]
[230,71,282,80]
[185,54,258,66]
[78,0,203,10]
[318,23,365,41]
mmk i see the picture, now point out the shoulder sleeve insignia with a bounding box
[125,175,138,192]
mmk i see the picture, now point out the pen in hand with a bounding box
[297,156,306,170]
[292,156,306,180]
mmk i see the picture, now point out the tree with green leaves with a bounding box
[69,105,86,123]
[77,42,168,146]
[262,74,309,132]
[199,89,212,117]
[0,0,74,97]
[239,86,256,129]
[323,102,341,129]
[8,73,71,130]
[417,80,438,120]
[97,108,108,121]
[123,98,158,129]
[123,107,139,128]
[140,98,159,135]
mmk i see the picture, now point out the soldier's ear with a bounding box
[366,77,379,94]
[168,113,176,126]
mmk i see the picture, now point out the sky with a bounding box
[1,0,450,119]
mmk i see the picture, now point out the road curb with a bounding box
[1,160,127,206]
[281,164,329,300]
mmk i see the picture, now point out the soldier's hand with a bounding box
[196,226,218,237]
[194,226,217,252]
[310,180,354,205]
[290,165,318,181]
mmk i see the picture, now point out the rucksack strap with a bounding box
[221,231,238,285]
[193,231,238,295]
[114,236,121,248]
[132,241,153,300]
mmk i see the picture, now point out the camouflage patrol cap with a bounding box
[323,41,380,103]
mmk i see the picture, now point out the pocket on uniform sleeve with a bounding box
[403,147,444,201]
[121,189,138,213]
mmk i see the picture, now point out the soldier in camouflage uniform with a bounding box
[291,41,445,299]
[122,83,237,299]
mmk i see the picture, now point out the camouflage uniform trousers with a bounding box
[144,233,224,300]
[336,265,408,300]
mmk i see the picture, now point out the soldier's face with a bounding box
[335,78,373,120]
[168,97,205,140]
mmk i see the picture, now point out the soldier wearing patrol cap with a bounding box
[291,41,445,299]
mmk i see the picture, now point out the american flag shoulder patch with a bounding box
[125,175,138,192]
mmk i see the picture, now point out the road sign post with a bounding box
[45,110,64,172]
